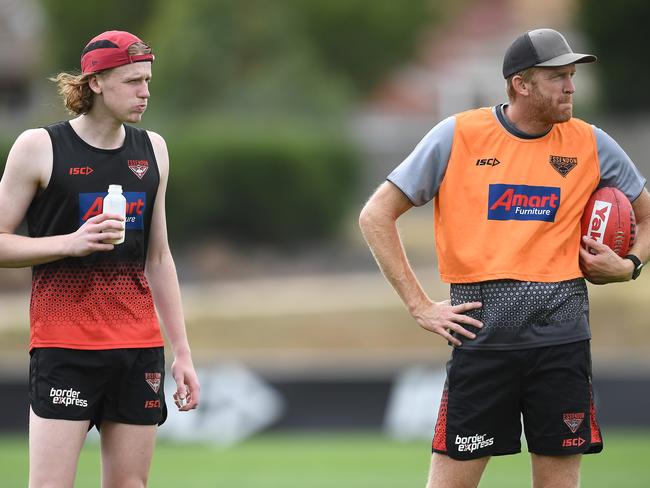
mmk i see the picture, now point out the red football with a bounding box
[581,187,636,256]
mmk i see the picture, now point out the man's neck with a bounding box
[69,111,125,150]
[503,103,552,136]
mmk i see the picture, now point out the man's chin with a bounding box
[124,113,144,124]
[555,109,572,123]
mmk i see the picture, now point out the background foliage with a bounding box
[578,0,650,114]
[166,119,359,244]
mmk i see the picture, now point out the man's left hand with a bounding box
[171,355,200,411]
[579,236,634,284]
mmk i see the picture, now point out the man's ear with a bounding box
[511,74,530,97]
[88,74,102,95]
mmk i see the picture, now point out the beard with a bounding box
[530,86,572,125]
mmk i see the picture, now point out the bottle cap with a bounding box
[108,184,123,193]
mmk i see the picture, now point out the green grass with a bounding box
[0,431,648,487]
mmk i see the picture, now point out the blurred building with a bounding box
[370,0,590,116]
[0,0,43,116]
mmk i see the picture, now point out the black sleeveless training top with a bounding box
[26,121,163,350]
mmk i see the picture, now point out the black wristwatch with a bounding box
[624,254,644,280]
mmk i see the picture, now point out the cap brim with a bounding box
[535,52,597,67]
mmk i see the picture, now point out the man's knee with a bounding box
[103,476,148,488]
[29,479,74,488]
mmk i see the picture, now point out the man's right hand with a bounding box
[412,299,483,347]
[66,213,125,257]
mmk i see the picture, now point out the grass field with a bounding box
[0,430,648,487]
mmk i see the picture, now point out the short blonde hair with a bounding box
[50,42,152,115]
[506,67,538,101]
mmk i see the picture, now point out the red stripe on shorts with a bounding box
[432,388,449,452]
[589,384,602,444]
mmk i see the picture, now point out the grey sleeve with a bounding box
[386,116,456,206]
[594,126,647,201]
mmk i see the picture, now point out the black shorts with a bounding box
[432,340,603,460]
[29,347,167,429]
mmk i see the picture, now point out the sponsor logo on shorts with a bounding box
[549,155,578,177]
[488,184,560,222]
[50,387,88,407]
[145,372,161,393]
[585,201,612,244]
[79,192,146,229]
[455,433,494,453]
[562,437,586,448]
[563,412,585,433]
[128,159,149,179]
[144,399,161,409]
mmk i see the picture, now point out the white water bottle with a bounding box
[102,184,126,245]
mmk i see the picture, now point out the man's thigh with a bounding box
[100,421,158,488]
[426,453,490,488]
[531,453,581,488]
[29,407,90,488]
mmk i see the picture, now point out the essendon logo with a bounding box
[563,412,585,433]
[550,155,578,177]
[586,200,611,244]
[78,192,146,229]
[488,184,561,222]
[145,372,162,394]
[69,166,94,176]
[128,159,149,179]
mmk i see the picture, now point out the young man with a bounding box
[0,31,200,487]
[360,28,650,488]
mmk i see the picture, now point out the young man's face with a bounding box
[95,62,152,123]
[527,65,576,124]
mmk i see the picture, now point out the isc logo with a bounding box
[476,158,501,166]
[144,400,161,409]
[69,166,94,176]
[78,192,146,229]
[562,437,586,447]
[585,200,611,244]
[488,184,561,222]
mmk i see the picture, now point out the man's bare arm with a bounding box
[359,181,482,346]
[0,129,124,267]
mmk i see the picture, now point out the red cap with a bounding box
[81,30,154,76]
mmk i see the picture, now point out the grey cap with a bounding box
[502,28,596,79]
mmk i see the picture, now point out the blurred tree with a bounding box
[288,0,436,95]
[578,0,650,113]
[146,0,349,115]
[146,0,436,115]
[39,0,156,72]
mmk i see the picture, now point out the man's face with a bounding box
[527,65,576,124]
[95,62,152,123]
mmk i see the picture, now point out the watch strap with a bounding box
[624,254,643,280]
